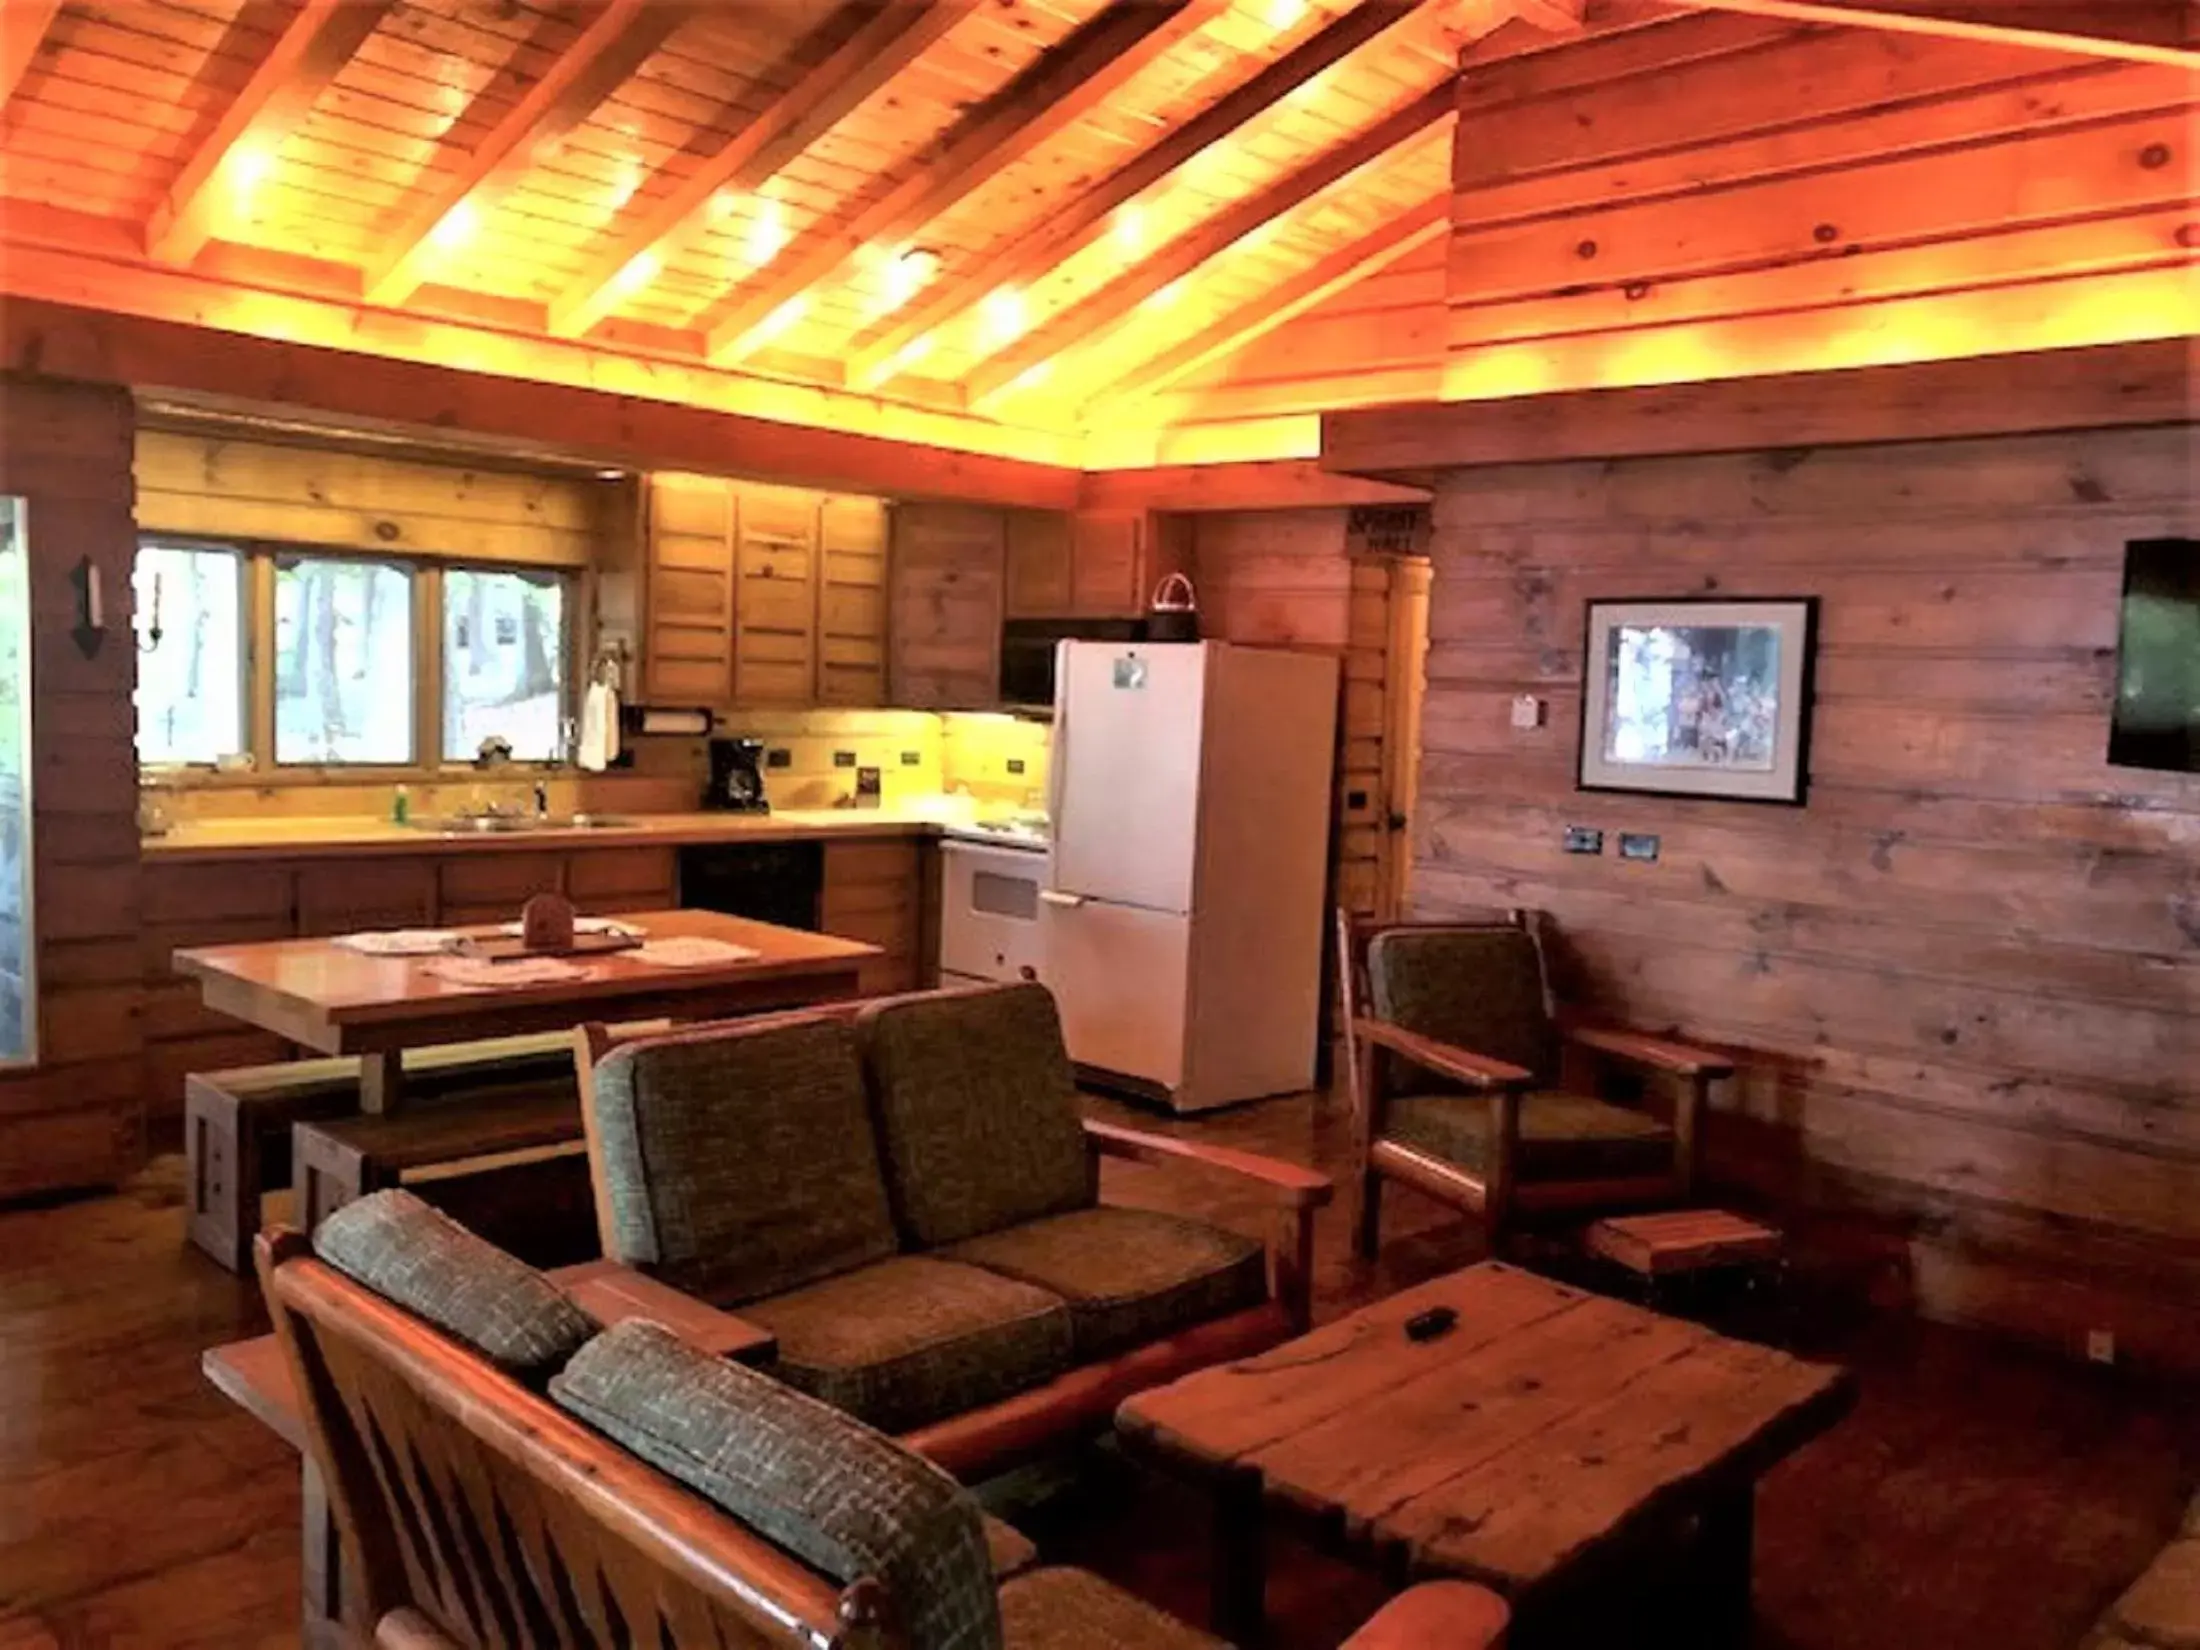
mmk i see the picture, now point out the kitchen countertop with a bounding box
[143,808,966,864]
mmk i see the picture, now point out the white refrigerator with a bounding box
[1040,640,1339,1113]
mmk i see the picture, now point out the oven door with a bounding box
[938,841,1049,984]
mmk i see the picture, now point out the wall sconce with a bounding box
[70,557,104,658]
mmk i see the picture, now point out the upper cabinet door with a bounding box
[1004,510,1073,618]
[889,503,1005,710]
[817,496,888,705]
[643,474,735,705]
[730,481,820,706]
[1071,510,1143,617]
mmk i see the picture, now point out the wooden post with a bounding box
[358,1049,404,1116]
[1212,1464,1268,1647]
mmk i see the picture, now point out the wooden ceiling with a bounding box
[0,0,2190,469]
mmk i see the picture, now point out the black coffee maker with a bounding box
[704,737,769,813]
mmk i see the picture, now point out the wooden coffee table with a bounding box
[1116,1263,1854,1645]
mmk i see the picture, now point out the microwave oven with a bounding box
[998,617,1146,711]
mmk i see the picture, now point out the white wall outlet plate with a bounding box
[2086,1328,2116,1365]
[1510,694,1544,731]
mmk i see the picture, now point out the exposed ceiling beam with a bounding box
[0,0,63,107]
[545,2,975,340]
[847,0,1422,392]
[1085,191,1449,405]
[147,0,395,266]
[700,0,1228,367]
[964,81,1454,410]
[364,0,698,309]
[1683,0,2197,65]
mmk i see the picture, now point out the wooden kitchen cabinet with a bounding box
[821,840,922,996]
[1001,507,1193,620]
[889,503,1005,709]
[638,473,888,709]
[1004,509,1073,618]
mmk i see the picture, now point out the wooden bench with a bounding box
[292,1085,598,1269]
[1586,1209,1787,1314]
[184,1032,578,1273]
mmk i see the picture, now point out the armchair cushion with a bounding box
[999,1567,1224,1650]
[551,1320,999,1650]
[740,1255,1076,1435]
[312,1189,597,1382]
[1386,1090,1675,1184]
[860,984,1093,1249]
[942,1206,1267,1361]
[1366,927,1557,1090]
[586,1016,900,1306]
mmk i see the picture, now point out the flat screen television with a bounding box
[2108,537,2198,774]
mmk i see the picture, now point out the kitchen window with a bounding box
[134,539,577,774]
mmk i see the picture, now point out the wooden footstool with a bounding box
[1587,1210,1785,1315]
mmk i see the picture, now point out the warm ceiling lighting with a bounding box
[1145,277,1188,310]
[227,141,273,204]
[889,333,937,374]
[746,196,788,266]
[1265,0,1308,30]
[883,246,940,312]
[1004,360,1055,396]
[980,287,1028,348]
[1113,203,1145,252]
[753,295,808,347]
[429,199,478,252]
[611,250,660,295]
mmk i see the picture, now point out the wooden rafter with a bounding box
[0,0,62,107]
[1683,0,2198,65]
[847,0,1423,392]
[364,0,699,310]
[1086,192,1449,405]
[964,82,1455,410]
[147,0,394,266]
[699,0,1229,367]
[545,2,975,340]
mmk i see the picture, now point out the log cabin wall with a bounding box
[0,378,143,1198]
[1413,420,2200,1371]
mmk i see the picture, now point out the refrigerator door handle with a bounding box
[1038,889,1086,908]
[1044,639,1071,829]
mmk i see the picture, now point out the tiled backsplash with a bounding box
[940,712,1051,808]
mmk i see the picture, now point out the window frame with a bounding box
[134,534,583,782]
[132,536,253,772]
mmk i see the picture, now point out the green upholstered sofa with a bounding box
[267,1190,1507,1650]
[2080,1491,2200,1650]
[573,982,1333,1478]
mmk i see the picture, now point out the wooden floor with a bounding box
[2,1088,2195,1649]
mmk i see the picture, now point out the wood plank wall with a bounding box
[0,377,143,1199]
[1154,15,2198,423]
[1190,510,1395,917]
[1414,422,2200,1370]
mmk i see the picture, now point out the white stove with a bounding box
[937,832,1051,988]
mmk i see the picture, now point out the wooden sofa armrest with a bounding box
[1344,1583,1509,1650]
[1353,1018,1537,1091]
[1085,1119,1334,1209]
[548,1259,776,1364]
[1564,1023,1735,1078]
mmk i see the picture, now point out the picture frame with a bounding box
[1577,597,1819,805]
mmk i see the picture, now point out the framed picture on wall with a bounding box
[1578,597,1818,804]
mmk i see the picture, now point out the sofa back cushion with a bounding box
[1366,925,1557,1091]
[585,1015,900,1305]
[859,984,1093,1249]
[313,1189,597,1382]
[552,1320,1001,1650]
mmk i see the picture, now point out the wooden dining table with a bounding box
[173,908,881,1114]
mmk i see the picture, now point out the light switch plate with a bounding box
[1619,832,1661,862]
[1563,826,1603,855]
[1510,694,1545,730]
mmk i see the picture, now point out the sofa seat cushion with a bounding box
[551,1320,998,1650]
[984,1515,1039,1580]
[859,983,1093,1249]
[741,1255,1076,1435]
[585,1014,900,1305]
[1385,1090,1675,1184]
[942,1207,1267,1361]
[313,1189,596,1382]
[999,1568,1223,1650]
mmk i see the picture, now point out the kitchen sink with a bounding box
[409,813,635,834]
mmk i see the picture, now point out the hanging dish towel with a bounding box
[577,678,620,772]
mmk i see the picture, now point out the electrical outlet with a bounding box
[1618,832,1661,862]
[765,748,792,769]
[1510,695,1545,731]
[832,750,856,768]
[2087,1328,2116,1365]
[1006,757,1026,775]
[900,750,921,766]
[1563,826,1603,855]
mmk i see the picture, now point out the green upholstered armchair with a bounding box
[1336,909,1734,1257]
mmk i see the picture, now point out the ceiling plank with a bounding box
[700,0,1228,367]
[363,0,699,310]
[1087,191,1450,405]
[147,0,395,266]
[545,2,976,340]
[0,0,62,107]
[1683,0,2197,65]
[964,81,1455,410]
[848,0,1423,392]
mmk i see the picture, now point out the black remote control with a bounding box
[1405,1306,1458,1342]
